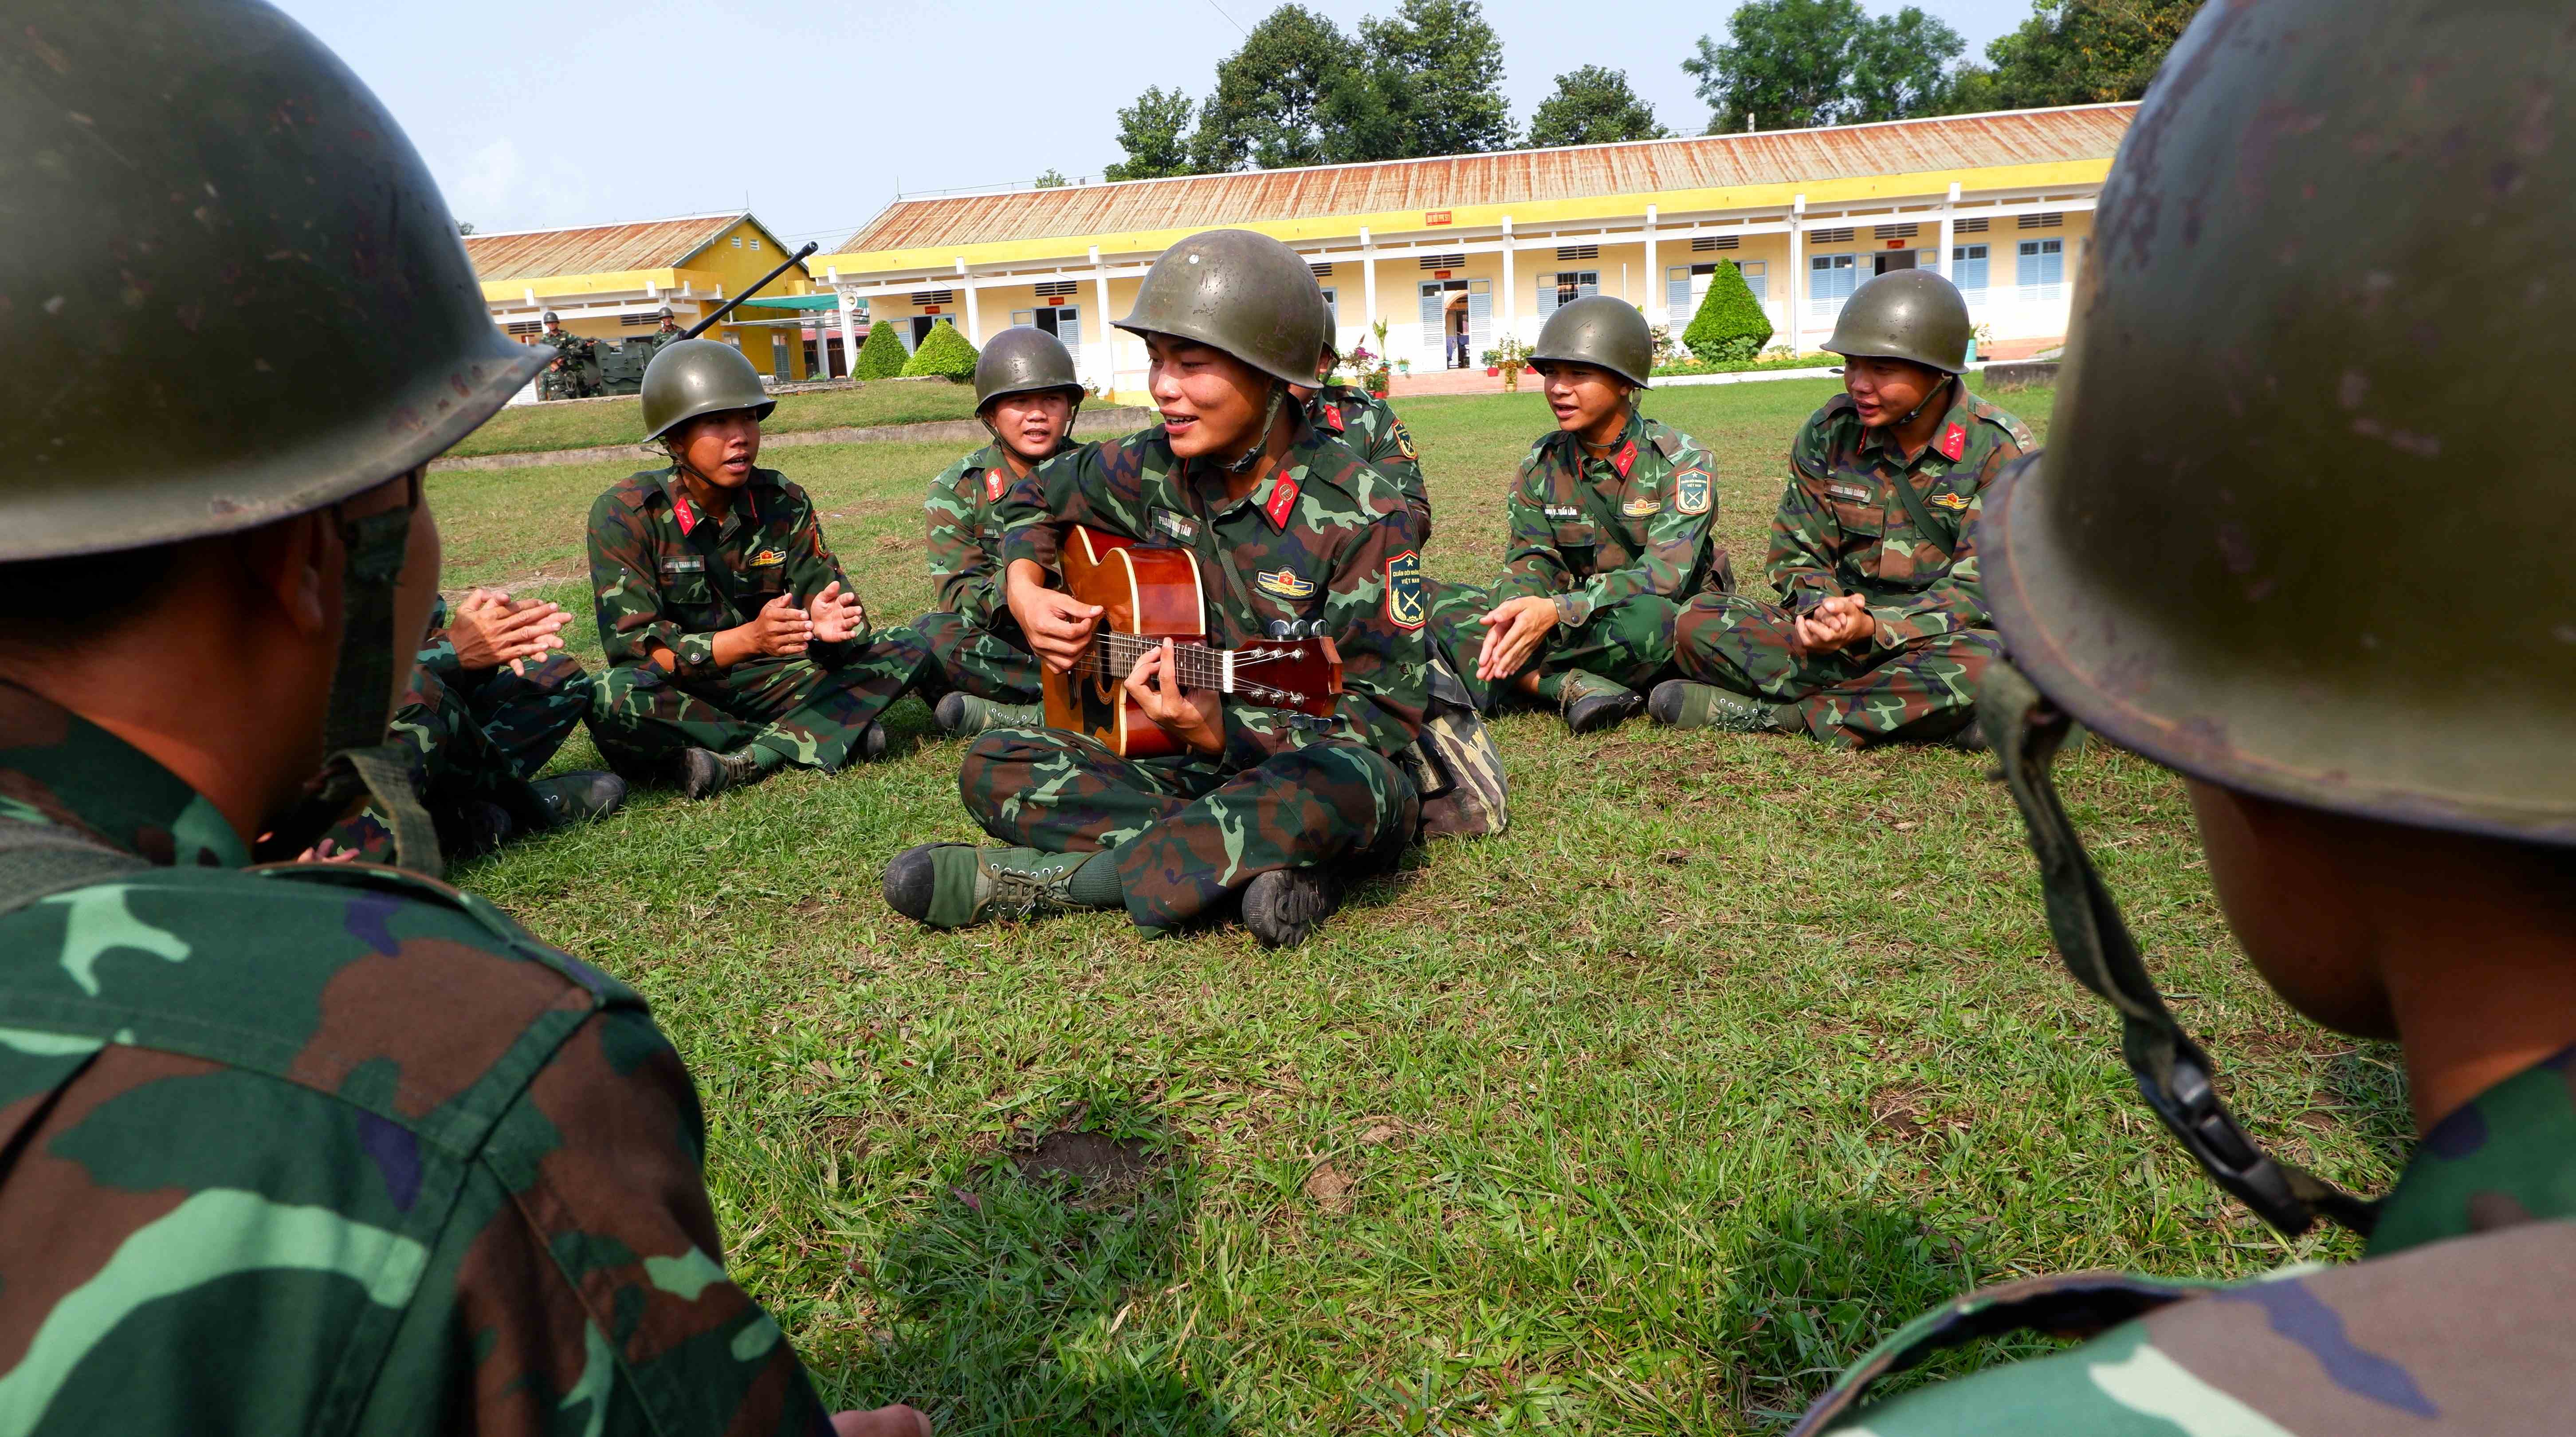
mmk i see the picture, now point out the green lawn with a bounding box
[440,376,2404,1435]
[445,378,988,458]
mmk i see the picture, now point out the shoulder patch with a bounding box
[1391,421,1418,462]
[1675,467,1712,516]
[1384,550,1426,630]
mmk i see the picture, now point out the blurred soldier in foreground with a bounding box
[1424,296,1730,734]
[915,327,1088,737]
[0,3,925,1430]
[586,339,928,799]
[1795,1,2576,1429]
[1652,269,2028,748]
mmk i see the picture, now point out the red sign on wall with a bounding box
[1047,295,1065,305]
[924,305,942,314]
[1433,269,1453,279]
[1425,210,1453,226]
[1885,240,1908,249]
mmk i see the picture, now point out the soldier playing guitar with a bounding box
[882,229,1429,948]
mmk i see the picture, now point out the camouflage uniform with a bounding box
[1672,387,2030,746]
[1308,383,1429,543]
[958,423,1428,932]
[538,329,594,401]
[0,682,834,1432]
[1796,1044,2576,1433]
[587,466,927,771]
[911,442,1056,705]
[1428,411,1728,711]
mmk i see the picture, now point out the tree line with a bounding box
[1096,0,2202,181]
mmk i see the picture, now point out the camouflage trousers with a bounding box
[1425,580,1678,711]
[591,629,928,772]
[910,609,1044,705]
[1672,593,2001,747]
[329,654,593,861]
[958,728,1418,932]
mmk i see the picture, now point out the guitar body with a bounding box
[1042,526,1343,759]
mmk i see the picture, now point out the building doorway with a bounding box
[1418,278,1492,369]
[1874,249,1919,276]
[908,315,954,349]
[1008,305,1084,366]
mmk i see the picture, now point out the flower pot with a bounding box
[1485,366,1500,377]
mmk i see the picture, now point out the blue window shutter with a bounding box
[1536,273,1559,318]
[1667,268,1692,319]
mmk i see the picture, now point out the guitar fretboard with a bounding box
[1067,630,1323,708]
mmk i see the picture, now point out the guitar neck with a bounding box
[1075,630,1332,709]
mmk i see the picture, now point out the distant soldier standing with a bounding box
[587,339,929,798]
[655,304,683,340]
[916,326,1088,737]
[883,229,1427,948]
[537,309,595,399]
[1651,270,2027,747]
[1424,296,1729,734]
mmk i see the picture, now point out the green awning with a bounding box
[732,295,845,311]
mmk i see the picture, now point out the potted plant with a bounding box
[1395,358,1412,378]
[1490,335,1532,391]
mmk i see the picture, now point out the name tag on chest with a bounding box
[662,557,705,574]
[1827,483,1874,505]
[1149,506,1200,544]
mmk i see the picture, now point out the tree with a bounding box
[1033,169,1069,189]
[853,319,908,380]
[1680,261,1774,363]
[1103,86,1198,181]
[1527,65,1667,148]
[1682,0,1966,133]
[1959,0,2203,110]
[1188,6,1368,172]
[900,319,979,382]
[1353,0,1516,157]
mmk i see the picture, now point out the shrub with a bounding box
[853,319,909,379]
[1681,261,1774,365]
[901,319,980,382]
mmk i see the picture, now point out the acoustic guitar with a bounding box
[1043,526,1342,759]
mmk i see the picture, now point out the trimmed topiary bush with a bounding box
[853,319,909,379]
[901,319,979,382]
[1681,261,1774,365]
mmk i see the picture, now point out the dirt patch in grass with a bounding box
[1011,1129,1162,1197]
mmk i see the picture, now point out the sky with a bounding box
[279,0,2044,251]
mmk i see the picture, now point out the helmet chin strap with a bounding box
[1897,371,1957,428]
[1982,662,2380,1240]
[1224,383,1288,476]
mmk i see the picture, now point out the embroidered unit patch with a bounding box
[1675,469,1712,516]
[1254,567,1318,600]
[1621,496,1661,517]
[749,548,786,567]
[1385,550,1425,630]
[1930,492,1972,512]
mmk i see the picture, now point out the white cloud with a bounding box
[448,138,523,228]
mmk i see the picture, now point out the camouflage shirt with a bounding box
[416,593,461,681]
[0,682,830,1434]
[589,466,868,683]
[1307,384,1430,543]
[1800,1047,2576,1433]
[1770,385,2032,649]
[926,441,1090,628]
[1487,410,1726,626]
[995,421,1429,768]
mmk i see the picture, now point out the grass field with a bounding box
[439,376,2406,1434]
[446,378,986,457]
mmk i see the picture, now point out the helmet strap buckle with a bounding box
[1983,660,2382,1240]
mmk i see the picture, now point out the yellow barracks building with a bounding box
[811,103,2131,403]
[466,211,831,385]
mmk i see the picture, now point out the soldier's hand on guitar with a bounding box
[806,581,866,644]
[1005,558,1104,674]
[742,592,814,657]
[1125,638,1224,757]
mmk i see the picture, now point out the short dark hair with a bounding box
[0,544,178,628]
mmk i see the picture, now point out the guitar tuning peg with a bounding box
[1267,619,1294,640]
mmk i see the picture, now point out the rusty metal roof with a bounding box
[465,213,749,280]
[839,105,2135,255]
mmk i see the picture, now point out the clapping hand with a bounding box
[449,589,570,674]
[807,581,867,644]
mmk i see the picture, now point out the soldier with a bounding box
[1294,281,1430,543]
[0,3,926,1431]
[915,327,1087,738]
[326,588,626,865]
[656,305,683,340]
[1791,3,2576,1429]
[881,228,1427,948]
[537,310,596,400]
[1423,296,1729,734]
[1649,269,2027,748]
[587,339,929,799]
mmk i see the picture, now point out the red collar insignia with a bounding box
[1938,423,1967,462]
[672,492,698,535]
[985,468,1006,503]
[1611,439,1638,478]
[1263,472,1302,529]
[1317,402,1345,434]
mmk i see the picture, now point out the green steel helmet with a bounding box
[543,311,561,324]
[657,307,675,321]
[0,0,542,563]
[1529,295,1653,389]
[640,340,775,443]
[973,327,1084,410]
[1821,270,1971,373]
[1116,229,1323,389]
[1983,0,2576,848]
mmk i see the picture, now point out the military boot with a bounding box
[677,746,767,800]
[882,843,1116,929]
[1648,680,1783,733]
[531,771,627,826]
[1241,866,1343,948]
[935,693,1045,737]
[1554,670,1643,735]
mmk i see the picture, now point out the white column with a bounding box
[1360,226,1377,354]
[956,259,979,343]
[1936,182,1960,281]
[1643,203,1660,331]
[1788,195,1806,356]
[837,288,860,381]
[1090,245,1112,396]
[1499,216,1516,345]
